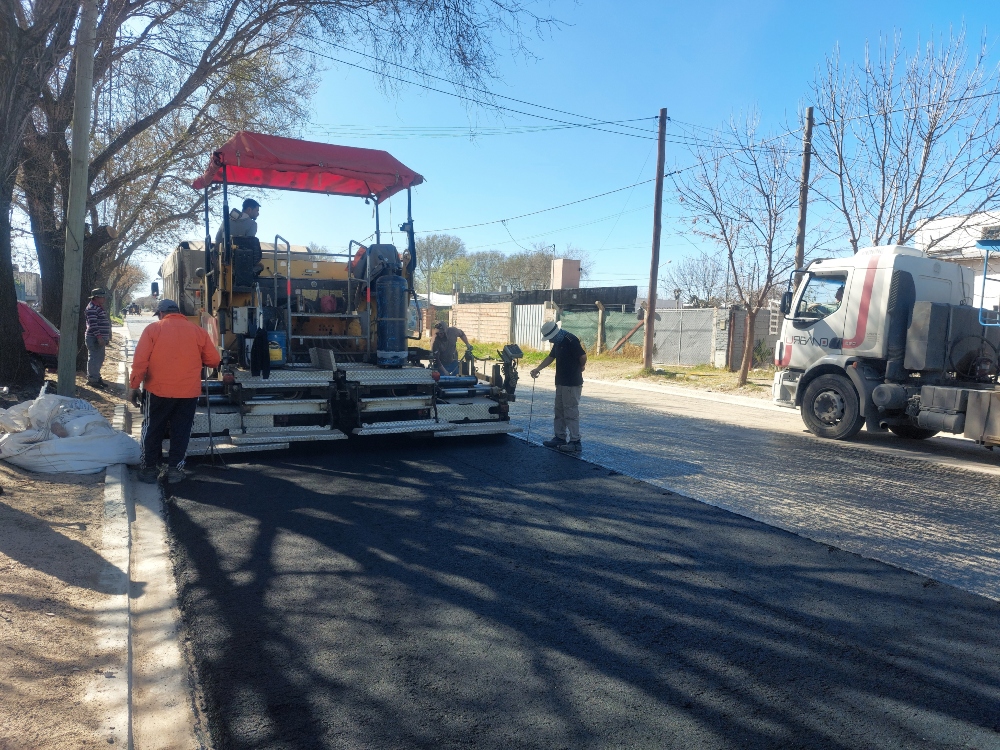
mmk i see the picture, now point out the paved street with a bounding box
[168,435,1000,749]
[510,374,1000,600]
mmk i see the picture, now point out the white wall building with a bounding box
[914,212,1000,309]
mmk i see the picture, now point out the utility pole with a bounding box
[57,0,99,395]
[643,107,668,370]
[793,106,814,292]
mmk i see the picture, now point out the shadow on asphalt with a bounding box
[166,437,1000,750]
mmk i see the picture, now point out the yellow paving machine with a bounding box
[158,132,521,455]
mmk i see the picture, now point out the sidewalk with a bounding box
[0,330,202,749]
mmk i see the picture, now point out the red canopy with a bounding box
[192,131,424,201]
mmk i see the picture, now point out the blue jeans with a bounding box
[441,360,460,376]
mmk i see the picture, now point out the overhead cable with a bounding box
[291,43,659,141]
[302,33,656,136]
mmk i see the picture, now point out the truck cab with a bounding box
[773,245,979,439]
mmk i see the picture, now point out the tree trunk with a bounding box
[736,307,757,387]
[0,173,37,386]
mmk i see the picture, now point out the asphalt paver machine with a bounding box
[159,131,521,455]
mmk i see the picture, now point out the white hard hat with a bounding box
[540,321,561,341]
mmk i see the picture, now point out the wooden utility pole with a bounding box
[594,301,606,354]
[792,107,814,291]
[57,0,99,395]
[642,107,668,370]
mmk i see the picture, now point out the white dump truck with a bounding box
[772,242,1000,448]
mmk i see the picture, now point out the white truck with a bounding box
[772,243,1000,448]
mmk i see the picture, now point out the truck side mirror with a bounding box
[780,291,793,316]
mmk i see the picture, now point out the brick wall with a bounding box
[451,302,513,343]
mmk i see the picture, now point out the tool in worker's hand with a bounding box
[526,376,535,443]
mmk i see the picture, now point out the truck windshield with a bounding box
[795,274,847,320]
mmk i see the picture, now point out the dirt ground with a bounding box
[0,462,114,749]
[584,358,775,399]
[0,332,131,749]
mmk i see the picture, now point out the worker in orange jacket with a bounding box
[129,299,221,484]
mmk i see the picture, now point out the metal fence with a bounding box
[513,304,546,350]
[559,310,644,351]
[651,308,716,366]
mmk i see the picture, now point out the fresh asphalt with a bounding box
[166,436,1000,750]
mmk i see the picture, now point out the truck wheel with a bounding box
[801,374,865,440]
[888,425,939,440]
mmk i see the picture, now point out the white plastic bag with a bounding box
[0,388,140,474]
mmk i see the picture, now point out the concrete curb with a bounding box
[129,479,205,749]
[89,463,132,748]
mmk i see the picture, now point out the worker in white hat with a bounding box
[530,321,587,452]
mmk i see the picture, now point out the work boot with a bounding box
[557,440,582,453]
[542,437,567,448]
[137,465,159,484]
[164,465,186,484]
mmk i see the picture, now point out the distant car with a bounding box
[18,301,60,376]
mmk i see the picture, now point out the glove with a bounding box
[130,390,142,408]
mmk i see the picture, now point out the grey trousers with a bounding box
[553,385,583,442]
[86,335,106,382]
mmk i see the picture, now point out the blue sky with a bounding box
[145,0,999,290]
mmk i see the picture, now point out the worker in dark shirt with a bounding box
[530,321,587,453]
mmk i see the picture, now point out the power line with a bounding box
[292,42,659,141]
[306,117,657,140]
[303,33,656,137]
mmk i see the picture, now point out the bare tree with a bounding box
[661,252,729,307]
[675,112,800,385]
[1,0,554,386]
[811,30,1000,253]
[0,0,78,385]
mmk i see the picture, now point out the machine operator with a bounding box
[432,322,472,376]
[215,198,260,243]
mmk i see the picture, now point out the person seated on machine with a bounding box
[215,198,260,244]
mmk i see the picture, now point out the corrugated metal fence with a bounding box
[513,304,546,350]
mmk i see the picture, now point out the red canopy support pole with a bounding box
[204,186,213,315]
[222,166,231,264]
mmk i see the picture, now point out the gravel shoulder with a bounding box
[0,332,132,749]
[0,463,116,749]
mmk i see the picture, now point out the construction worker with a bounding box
[432,321,472,376]
[129,299,221,484]
[84,287,111,387]
[215,198,260,243]
[530,321,587,453]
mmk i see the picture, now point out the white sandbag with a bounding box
[0,400,31,432]
[0,430,140,474]
[0,388,140,474]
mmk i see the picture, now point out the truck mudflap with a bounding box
[772,370,799,407]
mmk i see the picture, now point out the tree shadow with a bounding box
[166,438,1000,750]
[0,500,127,595]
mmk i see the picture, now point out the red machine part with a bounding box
[18,302,60,364]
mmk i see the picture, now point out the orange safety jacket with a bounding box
[129,314,221,398]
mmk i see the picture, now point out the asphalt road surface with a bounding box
[510,374,1000,601]
[168,436,1000,749]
